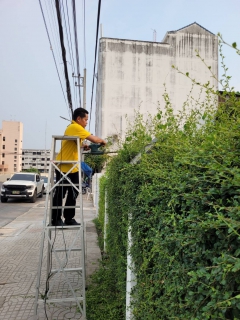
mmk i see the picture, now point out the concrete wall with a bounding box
[95,23,218,140]
[22,149,51,174]
[0,121,23,174]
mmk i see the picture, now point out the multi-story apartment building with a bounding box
[0,121,23,174]
[95,22,218,141]
[22,149,51,174]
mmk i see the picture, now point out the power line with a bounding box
[61,0,78,110]
[83,0,86,68]
[55,0,73,115]
[89,0,102,130]
[65,0,78,111]
[38,0,68,108]
[72,0,82,109]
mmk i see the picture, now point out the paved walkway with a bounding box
[0,195,101,320]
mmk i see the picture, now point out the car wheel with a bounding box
[1,196,8,203]
[30,190,37,203]
[39,186,44,198]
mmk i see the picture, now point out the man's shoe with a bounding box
[51,219,65,226]
[65,219,80,226]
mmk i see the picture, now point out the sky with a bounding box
[0,0,240,149]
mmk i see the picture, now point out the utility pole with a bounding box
[73,70,86,110]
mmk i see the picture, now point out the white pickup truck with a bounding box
[1,172,44,203]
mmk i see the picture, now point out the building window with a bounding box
[22,157,24,160]
[47,158,50,161]
[22,152,25,155]
[33,152,36,155]
[3,137,5,141]
[37,152,41,155]
[2,153,5,158]
[3,145,5,149]
[14,160,17,162]
[15,139,17,142]
[2,161,4,165]
[14,156,17,159]
[14,168,17,172]
[14,148,17,151]
[33,158,36,160]
[14,164,17,167]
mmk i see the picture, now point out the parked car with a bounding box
[1,172,44,203]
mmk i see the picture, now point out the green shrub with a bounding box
[87,42,240,319]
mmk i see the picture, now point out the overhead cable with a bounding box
[61,0,78,109]
[72,0,82,109]
[83,0,86,68]
[38,0,68,108]
[55,0,73,115]
[89,0,102,130]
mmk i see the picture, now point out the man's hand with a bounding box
[82,144,90,151]
[100,139,107,146]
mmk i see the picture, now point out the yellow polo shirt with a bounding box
[56,120,91,173]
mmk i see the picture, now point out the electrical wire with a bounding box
[55,0,74,116]
[60,0,78,110]
[65,0,78,110]
[48,0,72,120]
[38,0,68,109]
[83,0,86,68]
[89,0,102,130]
[72,0,82,109]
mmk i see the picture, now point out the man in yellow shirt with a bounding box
[52,107,106,226]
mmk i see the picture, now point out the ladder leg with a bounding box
[34,227,46,317]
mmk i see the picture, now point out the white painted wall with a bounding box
[95,23,218,140]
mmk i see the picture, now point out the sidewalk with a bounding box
[0,195,101,320]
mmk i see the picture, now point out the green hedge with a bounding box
[86,94,240,319]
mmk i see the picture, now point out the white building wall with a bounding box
[95,23,218,140]
[0,121,23,174]
[22,149,51,174]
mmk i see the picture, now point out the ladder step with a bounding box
[51,206,82,209]
[51,267,83,273]
[53,160,80,163]
[51,184,81,187]
[54,248,82,252]
[38,297,84,304]
[46,225,82,230]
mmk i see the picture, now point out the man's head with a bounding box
[73,108,89,128]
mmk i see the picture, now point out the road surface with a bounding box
[0,181,45,228]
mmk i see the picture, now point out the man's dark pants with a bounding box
[52,170,79,223]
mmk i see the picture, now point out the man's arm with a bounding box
[86,134,107,146]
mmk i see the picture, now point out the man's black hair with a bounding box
[72,108,89,121]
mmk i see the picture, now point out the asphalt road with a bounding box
[0,181,45,228]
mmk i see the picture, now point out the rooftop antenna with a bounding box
[152,29,157,42]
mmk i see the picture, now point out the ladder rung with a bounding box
[52,160,79,163]
[51,267,83,273]
[46,225,82,230]
[51,206,82,209]
[54,248,82,252]
[38,297,84,304]
[51,184,81,186]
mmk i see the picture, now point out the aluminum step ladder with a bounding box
[34,135,87,319]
